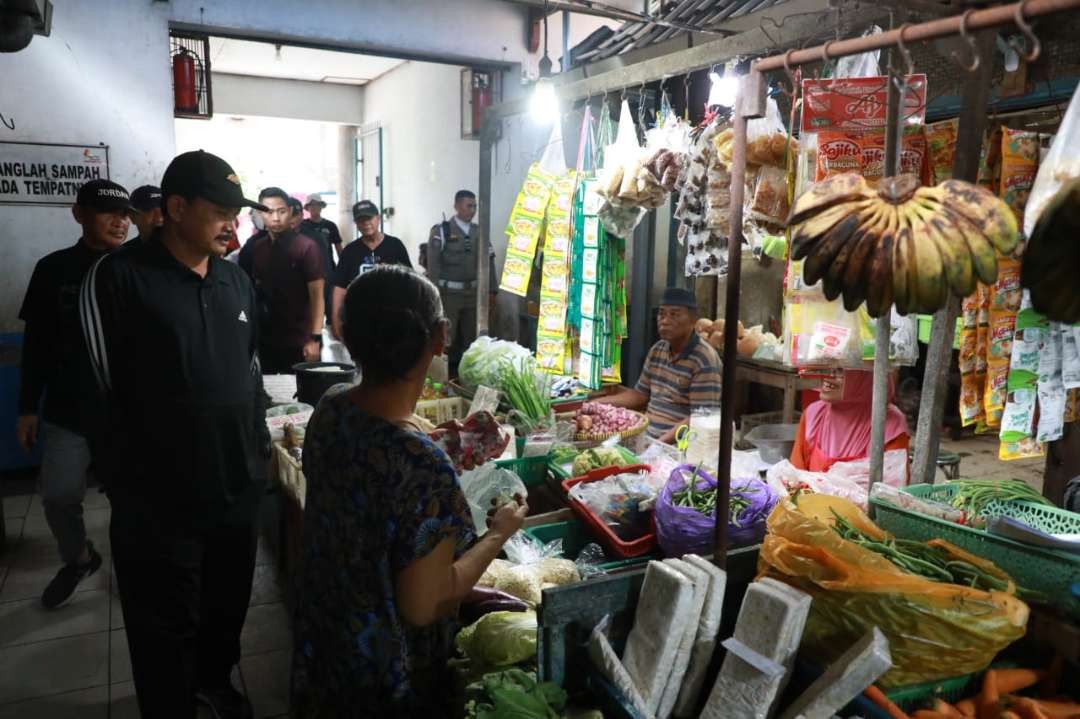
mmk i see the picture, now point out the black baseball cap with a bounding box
[660,287,698,309]
[160,150,267,212]
[75,179,132,212]
[129,185,162,213]
[352,200,379,219]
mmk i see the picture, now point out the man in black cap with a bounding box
[15,179,130,609]
[128,184,163,242]
[600,287,722,443]
[81,150,270,718]
[331,199,411,338]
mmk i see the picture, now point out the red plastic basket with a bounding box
[561,464,657,558]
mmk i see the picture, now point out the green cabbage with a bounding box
[459,337,534,390]
[456,610,538,668]
[464,668,567,719]
[571,446,632,476]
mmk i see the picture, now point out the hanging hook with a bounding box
[1013,0,1041,62]
[951,10,980,72]
[820,40,836,65]
[896,23,915,77]
[780,49,798,97]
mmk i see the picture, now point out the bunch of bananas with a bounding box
[789,173,1019,317]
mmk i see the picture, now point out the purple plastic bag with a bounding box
[655,463,779,557]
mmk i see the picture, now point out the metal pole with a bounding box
[715,72,766,568]
[869,69,904,495]
[477,113,496,336]
[911,29,996,484]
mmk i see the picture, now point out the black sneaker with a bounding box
[41,542,103,609]
[196,683,253,719]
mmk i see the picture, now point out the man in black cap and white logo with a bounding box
[81,150,270,719]
[128,184,163,242]
[16,179,131,609]
[331,199,411,337]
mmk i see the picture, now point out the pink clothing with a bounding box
[802,370,908,464]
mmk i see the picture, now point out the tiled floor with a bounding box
[0,488,292,718]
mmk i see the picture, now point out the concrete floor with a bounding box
[0,488,291,719]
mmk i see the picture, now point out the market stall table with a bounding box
[735,357,818,425]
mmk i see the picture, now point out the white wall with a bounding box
[360,61,480,259]
[0,0,175,333]
[212,73,364,125]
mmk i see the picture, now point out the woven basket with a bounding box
[573,411,649,443]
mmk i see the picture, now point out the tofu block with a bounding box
[673,554,728,718]
[778,627,892,719]
[701,578,812,719]
[623,561,695,715]
[656,559,709,719]
[587,617,654,719]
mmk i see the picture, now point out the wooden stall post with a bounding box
[715,71,766,568]
[477,111,497,337]
[910,30,996,484]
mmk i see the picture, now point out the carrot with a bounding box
[995,670,1046,695]
[865,685,911,719]
[1033,700,1080,719]
[934,699,966,719]
[1011,698,1051,719]
[956,699,978,716]
[979,670,1001,719]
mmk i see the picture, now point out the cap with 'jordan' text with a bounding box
[75,179,132,213]
[129,185,162,213]
[160,150,268,211]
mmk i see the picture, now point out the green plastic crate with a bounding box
[871,483,1080,618]
[548,446,640,481]
[495,454,550,488]
[917,314,962,348]
[523,519,654,572]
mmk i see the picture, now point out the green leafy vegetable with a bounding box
[464,668,567,719]
[571,446,632,476]
[459,337,534,390]
[501,359,552,424]
[456,611,538,668]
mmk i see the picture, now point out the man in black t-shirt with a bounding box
[128,185,163,242]
[300,193,341,324]
[17,179,131,609]
[331,200,411,337]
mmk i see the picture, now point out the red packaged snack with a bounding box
[815,132,861,181]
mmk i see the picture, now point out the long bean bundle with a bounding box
[671,467,760,528]
[945,479,1051,519]
[500,359,551,423]
[830,510,1042,599]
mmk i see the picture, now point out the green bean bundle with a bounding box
[945,479,1051,519]
[500,359,551,423]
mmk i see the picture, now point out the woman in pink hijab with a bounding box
[790,369,909,472]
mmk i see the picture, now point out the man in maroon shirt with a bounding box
[239,187,325,373]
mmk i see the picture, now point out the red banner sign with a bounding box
[800,75,928,134]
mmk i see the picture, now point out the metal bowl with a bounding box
[744,423,798,465]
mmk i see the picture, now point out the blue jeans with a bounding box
[38,421,92,564]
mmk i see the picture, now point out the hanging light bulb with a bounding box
[707,71,739,108]
[530,1,559,124]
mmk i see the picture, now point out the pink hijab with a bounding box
[803,369,909,462]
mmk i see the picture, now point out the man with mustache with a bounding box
[81,151,271,718]
[16,179,131,609]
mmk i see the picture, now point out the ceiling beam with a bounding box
[487,0,890,118]
[499,0,734,36]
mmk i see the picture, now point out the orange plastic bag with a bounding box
[758,495,1029,688]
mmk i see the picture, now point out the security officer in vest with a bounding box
[427,189,497,373]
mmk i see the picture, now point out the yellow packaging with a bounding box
[926,119,958,184]
[999,436,1045,461]
[999,128,1039,231]
[499,254,532,296]
[984,363,1009,428]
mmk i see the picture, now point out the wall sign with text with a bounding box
[0,142,110,206]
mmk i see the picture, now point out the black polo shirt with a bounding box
[80,234,270,527]
[334,234,412,288]
[18,240,110,432]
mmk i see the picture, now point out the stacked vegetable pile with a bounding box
[573,402,647,441]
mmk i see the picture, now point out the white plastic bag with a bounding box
[458,464,527,536]
[1024,88,1080,237]
[833,26,883,79]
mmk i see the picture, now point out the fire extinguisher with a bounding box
[173,48,198,114]
[471,72,492,136]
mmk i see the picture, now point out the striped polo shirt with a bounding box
[635,333,723,438]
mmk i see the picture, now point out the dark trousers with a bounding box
[260,343,304,374]
[111,511,258,718]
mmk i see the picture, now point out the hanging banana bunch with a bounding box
[788,173,1019,317]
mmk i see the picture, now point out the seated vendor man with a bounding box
[601,287,722,443]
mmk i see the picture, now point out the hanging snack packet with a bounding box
[978,126,1003,196]
[815,132,861,181]
[926,119,958,183]
[999,128,1040,234]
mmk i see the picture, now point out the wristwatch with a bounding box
[310,333,323,344]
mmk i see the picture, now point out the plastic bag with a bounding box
[764,460,868,509]
[833,26,882,79]
[1025,86,1080,237]
[459,464,527,536]
[459,336,533,389]
[569,469,656,540]
[655,464,778,557]
[745,98,792,167]
[598,199,647,237]
[759,495,1029,687]
[827,448,909,494]
[428,411,511,474]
